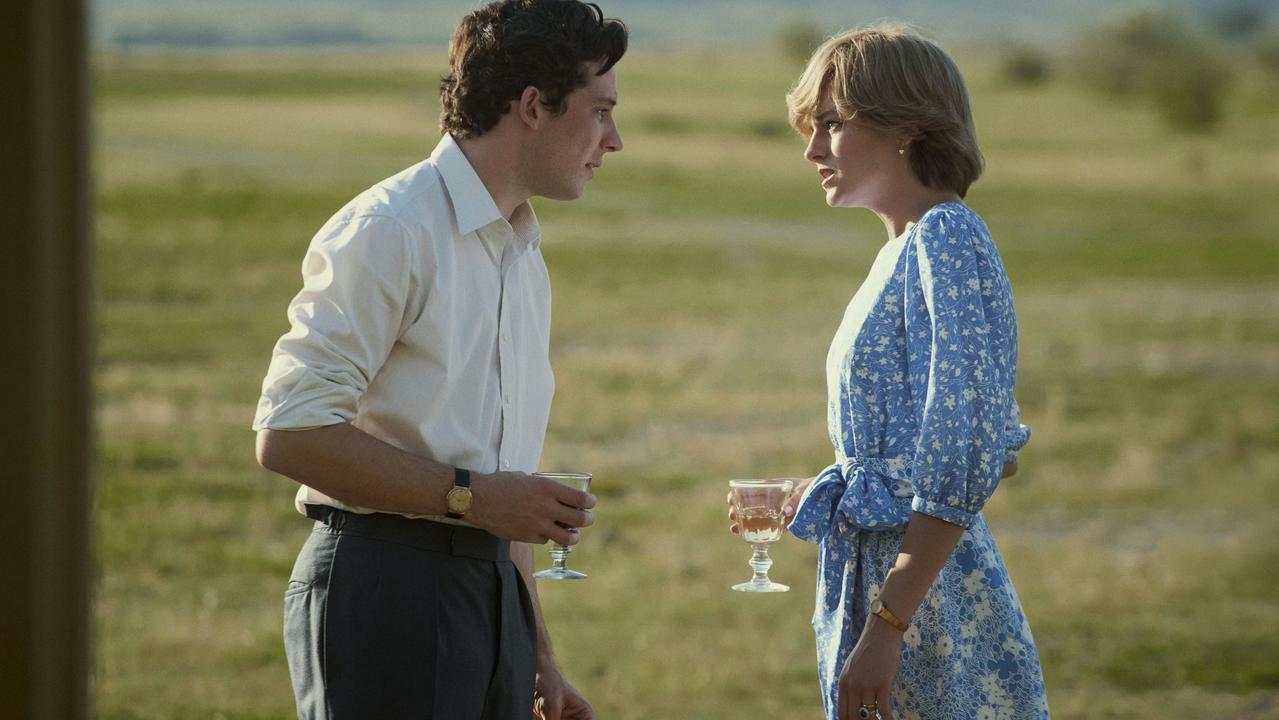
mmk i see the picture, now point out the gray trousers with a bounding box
[284,505,537,719]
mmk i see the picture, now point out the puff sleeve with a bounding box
[1003,398,1031,464]
[903,210,1019,528]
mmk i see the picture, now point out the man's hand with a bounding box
[533,657,594,720]
[467,471,595,546]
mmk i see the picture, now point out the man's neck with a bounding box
[455,132,531,222]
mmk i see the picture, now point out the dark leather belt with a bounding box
[304,504,510,562]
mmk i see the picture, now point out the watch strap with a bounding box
[872,599,910,633]
[445,467,471,519]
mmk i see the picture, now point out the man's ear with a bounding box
[516,86,542,129]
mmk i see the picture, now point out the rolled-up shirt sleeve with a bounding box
[253,214,419,431]
[905,214,1010,528]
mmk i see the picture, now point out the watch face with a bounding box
[869,598,883,614]
[446,486,472,514]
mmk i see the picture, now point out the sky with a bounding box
[92,0,1271,49]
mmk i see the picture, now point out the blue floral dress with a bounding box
[790,202,1050,719]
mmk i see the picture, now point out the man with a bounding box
[252,2,626,717]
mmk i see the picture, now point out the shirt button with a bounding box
[503,393,512,404]
[501,332,510,343]
[502,460,511,469]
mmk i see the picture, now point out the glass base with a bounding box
[534,567,588,580]
[731,580,789,592]
[732,544,787,592]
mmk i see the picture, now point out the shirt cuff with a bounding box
[252,366,361,431]
[911,495,976,529]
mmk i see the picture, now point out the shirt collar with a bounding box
[431,134,542,259]
[509,202,541,250]
[432,133,503,237]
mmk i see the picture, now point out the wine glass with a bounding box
[729,479,793,592]
[533,472,593,580]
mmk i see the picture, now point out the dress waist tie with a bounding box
[789,455,915,543]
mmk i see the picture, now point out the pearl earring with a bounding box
[898,147,906,155]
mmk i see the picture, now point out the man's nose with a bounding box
[604,120,623,153]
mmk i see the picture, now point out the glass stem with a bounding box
[549,543,571,571]
[748,545,773,585]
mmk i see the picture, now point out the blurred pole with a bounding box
[0,0,92,718]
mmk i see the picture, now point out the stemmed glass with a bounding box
[729,479,793,592]
[533,472,593,580]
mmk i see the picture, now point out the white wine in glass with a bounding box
[729,479,793,592]
[533,472,592,580]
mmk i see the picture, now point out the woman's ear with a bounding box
[897,129,920,153]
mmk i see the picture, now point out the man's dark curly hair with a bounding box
[439,0,628,139]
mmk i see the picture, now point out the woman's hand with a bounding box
[781,475,815,530]
[837,618,903,720]
[726,476,814,537]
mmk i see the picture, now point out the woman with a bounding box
[728,26,1049,720]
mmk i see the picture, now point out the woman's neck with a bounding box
[873,189,962,240]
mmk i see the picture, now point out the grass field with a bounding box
[92,43,1279,719]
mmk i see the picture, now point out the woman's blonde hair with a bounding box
[786,24,983,197]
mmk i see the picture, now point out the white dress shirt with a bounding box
[253,133,555,519]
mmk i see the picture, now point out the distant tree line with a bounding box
[112,22,376,49]
[1074,10,1235,132]
[1006,2,1279,133]
[778,2,1279,134]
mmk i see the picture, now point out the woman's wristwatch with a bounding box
[869,598,910,632]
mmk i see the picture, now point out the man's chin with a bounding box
[540,185,586,202]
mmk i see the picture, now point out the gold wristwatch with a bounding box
[869,598,909,633]
[445,467,473,519]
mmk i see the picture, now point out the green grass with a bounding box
[92,44,1279,719]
